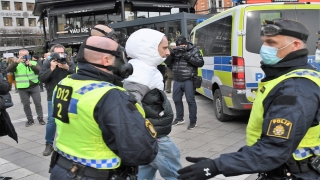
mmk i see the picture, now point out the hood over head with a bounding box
[125,28,165,67]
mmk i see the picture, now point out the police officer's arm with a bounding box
[39,60,53,83]
[212,78,320,176]
[94,89,157,166]
[184,49,204,68]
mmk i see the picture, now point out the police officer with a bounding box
[177,18,320,180]
[49,36,158,180]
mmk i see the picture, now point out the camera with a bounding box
[173,46,187,57]
[49,52,67,64]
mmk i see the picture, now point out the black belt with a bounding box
[56,154,115,179]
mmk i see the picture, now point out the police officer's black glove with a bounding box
[184,53,191,61]
[177,157,219,180]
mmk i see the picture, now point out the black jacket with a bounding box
[214,49,320,177]
[67,62,158,166]
[166,42,204,82]
[39,59,75,101]
[142,89,173,138]
[0,78,17,143]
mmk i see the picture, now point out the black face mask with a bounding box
[76,41,133,79]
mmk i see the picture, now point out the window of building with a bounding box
[95,14,107,24]
[14,2,23,11]
[218,0,222,7]
[3,17,12,26]
[16,18,24,26]
[137,12,148,18]
[82,15,94,28]
[28,18,36,26]
[167,21,181,41]
[1,1,10,10]
[26,3,34,11]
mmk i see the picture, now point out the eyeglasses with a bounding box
[261,24,282,36]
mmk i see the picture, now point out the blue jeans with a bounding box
[45,101,56,145]
[172,80,197,123]
[50,164,97,180]
[138,136,182,180]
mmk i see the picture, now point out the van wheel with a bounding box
[213,89,232,122]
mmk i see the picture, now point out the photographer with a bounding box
[166,36,204,130]
[6,49,45,127]
[39,44,75,156]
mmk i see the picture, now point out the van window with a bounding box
[246,10,320,55]
[195,16,232,56]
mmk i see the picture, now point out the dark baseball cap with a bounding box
[32,55,39,59]
[261,18,309,42]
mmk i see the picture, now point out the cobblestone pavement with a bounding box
[0,88,257,180]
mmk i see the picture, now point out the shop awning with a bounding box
[49,2,115,15]
[132,1,191,9]
[50,36,88,46]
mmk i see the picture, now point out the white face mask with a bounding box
[316,49,320,54]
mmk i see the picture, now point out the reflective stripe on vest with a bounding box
[246,69,320,160]
[56,148,120,169]
[14,61,39,88]
[55,77,145,169]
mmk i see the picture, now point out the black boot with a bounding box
[38,117,46,125]
[43,144,54,156]
[25,119,34,127]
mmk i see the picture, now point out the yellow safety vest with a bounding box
[15,61,39,88]
[53,76,145,169]
[246,69,320,160]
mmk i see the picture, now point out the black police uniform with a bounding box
[177,19,320,180]
[50,62,158,180]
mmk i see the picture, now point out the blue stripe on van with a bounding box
[221,57,232,65]
[202,69,214,80]
[246,83,258,88]
[214,65,232,72]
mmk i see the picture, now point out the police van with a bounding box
[190,2,320,122]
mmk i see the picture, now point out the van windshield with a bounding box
[246,10,320,55]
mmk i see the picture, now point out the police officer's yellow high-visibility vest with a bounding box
[246,69,320,160]
[15,61,39,88]
[54,77,145,169]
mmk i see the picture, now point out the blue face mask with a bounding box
[260,41,295,65]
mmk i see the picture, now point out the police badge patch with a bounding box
[266,118,292,139]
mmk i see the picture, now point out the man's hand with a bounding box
[184,53,191,61]
[58,63,69,70]
[15,57,24,63]
[25,60,31,67]
[177,157,219,180]
[50,60,58,71]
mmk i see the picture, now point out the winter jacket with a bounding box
[166,43,204,82]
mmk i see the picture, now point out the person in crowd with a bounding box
[39,44,75,156]
[6,49,45,127]
[177,18,320,180]
[6,58,17,93]
[32,55,44,92]
[49,35,158,180]
[166,36,204,130]
[70,52,78,65]
[164,42,176,93]
[0,58,8,80]
[124,28,182,180]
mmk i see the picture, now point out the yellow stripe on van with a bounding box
[295,4,320,9]
[223,96,233,107]
[214,71,233,87]
[196,68,205,94]
[245,4,296,11]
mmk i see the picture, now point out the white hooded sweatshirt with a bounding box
[125,28,165,91]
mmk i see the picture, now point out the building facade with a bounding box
[33,0,208,52]
[0,0,48,51]
[195,0,234,14]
